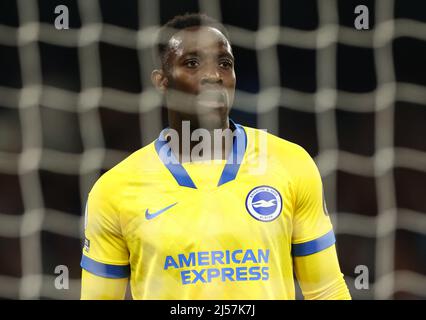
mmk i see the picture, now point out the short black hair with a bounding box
[154,13,231,69]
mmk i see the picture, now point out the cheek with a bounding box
[224,71,236,94]
[224,70,236,87]
[170,69,200,93]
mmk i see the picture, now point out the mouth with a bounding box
[196,90,227,109]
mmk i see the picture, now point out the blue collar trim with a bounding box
[154,119,247,189]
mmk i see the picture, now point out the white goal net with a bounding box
[0,0,425,299]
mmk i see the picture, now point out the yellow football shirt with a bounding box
[81,120,337,299]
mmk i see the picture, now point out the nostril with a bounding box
[201,76,222,85]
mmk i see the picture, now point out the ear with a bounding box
[151,69,168,93]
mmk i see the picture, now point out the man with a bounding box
[80,13,351,300]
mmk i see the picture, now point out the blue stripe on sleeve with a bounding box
[292,230,336,256]
[81,255,130,279]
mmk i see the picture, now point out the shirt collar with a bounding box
[154,119,247,189]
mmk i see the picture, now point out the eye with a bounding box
[184,59,199,68]
[219,60,233,69]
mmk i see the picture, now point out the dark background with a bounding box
[0,0,425,299]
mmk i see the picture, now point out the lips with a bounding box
[197,90,226,108]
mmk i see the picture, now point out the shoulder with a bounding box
[242,125,313,162]
[242,125,320,184]
[90,141,158,195]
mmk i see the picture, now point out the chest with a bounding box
[122,169,295,253]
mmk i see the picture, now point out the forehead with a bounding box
[168,26,232,57]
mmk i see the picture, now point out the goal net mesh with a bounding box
[0,0,425,299]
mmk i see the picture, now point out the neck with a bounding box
[166,112,233,163]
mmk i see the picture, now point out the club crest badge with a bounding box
[245,186,282,222]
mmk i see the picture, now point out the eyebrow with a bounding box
[180,50,234,60]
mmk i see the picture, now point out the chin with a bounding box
[197,107,229,130]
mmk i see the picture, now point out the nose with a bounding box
[200,64,222,85]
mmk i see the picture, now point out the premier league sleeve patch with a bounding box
[84,238,90,253]
[245,186,282,222]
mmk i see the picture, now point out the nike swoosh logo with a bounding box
[145,202,178,220]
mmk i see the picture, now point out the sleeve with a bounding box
[291,147,335,256]
[294,245,351,300]
[81,269,128,300]
[80,175,130,279]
